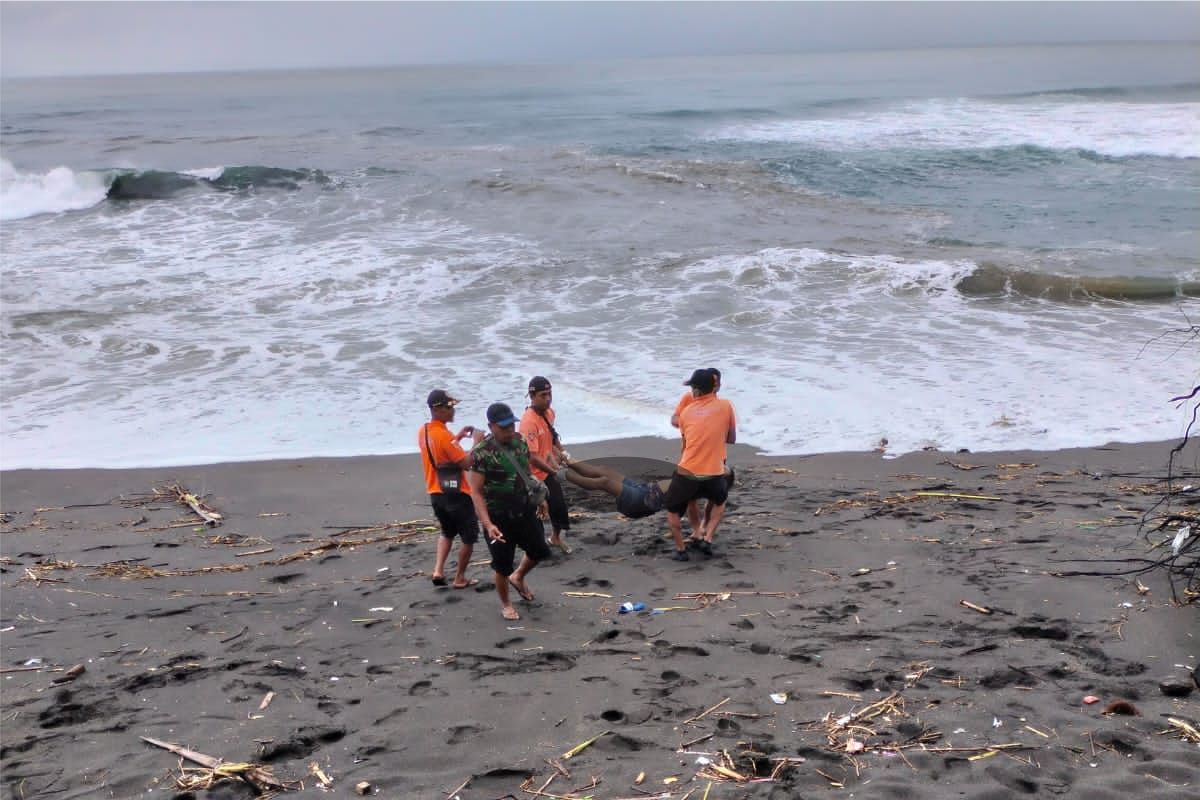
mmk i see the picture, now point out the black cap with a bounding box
[683,369,715,393]
[528,375,552,394]
[427,389,458,408]
[486,402,518,427]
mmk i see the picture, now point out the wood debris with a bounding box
[1164,717,1200,743]
[141,736,297,793]
[155,484,224,526]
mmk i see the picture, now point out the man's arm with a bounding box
[452,428,485,469]
[523,417,560,471]
[530,453,557,476]
[467,470,504,542]
[670,394,689,428]
[725,404,737,445]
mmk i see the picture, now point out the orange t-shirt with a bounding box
[672,391,694,425]
[518,406,556,480]
[677,395,735,476]
[418,420,472,495]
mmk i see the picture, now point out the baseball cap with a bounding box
[426,389,458,408]
[486,402,518,427]
[683,369,715,393]
[528,375,552,394]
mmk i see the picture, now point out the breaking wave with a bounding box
[0,160,331,220]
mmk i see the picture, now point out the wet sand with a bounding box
[2,437,1197,799]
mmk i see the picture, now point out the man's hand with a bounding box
[455,425,475,440]
[535,501,550,521]
[485,522,505,543]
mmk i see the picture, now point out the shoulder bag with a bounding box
[424,425,462,494]
[494,442,548,509]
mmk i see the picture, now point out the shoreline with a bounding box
[2,432,1192,476]
[2,436,1197,799]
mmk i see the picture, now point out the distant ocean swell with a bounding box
[710,96,1200,159]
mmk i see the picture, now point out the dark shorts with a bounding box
[544,473,571,531]
[485,506,550,576]
[616,478,665,519]
[663,472,730,515]
[430,492,479,545]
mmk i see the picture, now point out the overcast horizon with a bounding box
[2,1,1199,80]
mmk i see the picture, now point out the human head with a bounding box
[486,402,519,443]
[427,388,458,421]
[528,375,553,410]
[683,368,716,396]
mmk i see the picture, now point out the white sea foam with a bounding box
[1,188,1193,469]
[0,159,109,221]
[181,166,226,180]
[712,100,1200,159]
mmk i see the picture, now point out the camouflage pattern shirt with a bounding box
[470,434,534,515]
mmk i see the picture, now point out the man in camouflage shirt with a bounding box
[468,402,556,621]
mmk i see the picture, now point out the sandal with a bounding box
[508,577,534,602]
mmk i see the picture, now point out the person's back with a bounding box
[678,394,735,477]
[663,369,736,560]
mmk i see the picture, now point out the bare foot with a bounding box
[501,606,520,621]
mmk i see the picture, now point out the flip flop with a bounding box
[451,578,480,589]
[549,539,573,555]
[501,607,521,621]
[431,575,448,587]
[507,577,534,602]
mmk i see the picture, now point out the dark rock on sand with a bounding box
[1158,675,1194,697]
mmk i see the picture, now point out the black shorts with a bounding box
[485,506,550,576]
[663,472,730,515]
[544,473,571,531]
[431,492,480,544]
[616,478,664,519]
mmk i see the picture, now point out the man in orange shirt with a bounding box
[664,369,737,560]
[519,376,572,553]
[419,389,484,588]
[670,367,727,540]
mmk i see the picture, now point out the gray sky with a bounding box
[3,1,1198,78]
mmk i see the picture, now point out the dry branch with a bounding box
[155,484,224,526]
[141,736,296,793]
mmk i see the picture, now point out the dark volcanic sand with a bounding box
[2,438,1197,799]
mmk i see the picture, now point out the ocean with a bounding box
[2,43,1198,469]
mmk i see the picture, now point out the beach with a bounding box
[2,436,1197,799]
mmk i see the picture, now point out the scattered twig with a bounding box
[959,599,993,615]
[219,626,248,644]
[562,730,610,760]
[682,697,730,725]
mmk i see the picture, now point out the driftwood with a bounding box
[156,484,224,527]
[140,736,295,792]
